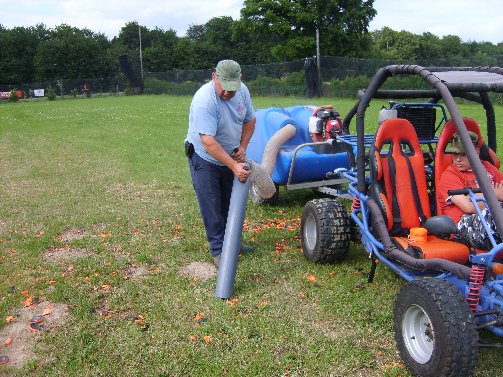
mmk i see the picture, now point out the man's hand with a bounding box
[200,134,250,181]
[232,145,246,163]
[232,162,251,182]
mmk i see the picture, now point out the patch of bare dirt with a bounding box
[92,223,107,232]
[0,301,71,368]
[124,265,148,281]
[43,246,93,262]
[179,261,216,281]
[56,228,87,242]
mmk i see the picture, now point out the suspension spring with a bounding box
[467,265,486,311]
[351,196,361,212]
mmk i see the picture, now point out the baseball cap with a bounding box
[215,60,242,91]
[445,131,479,154]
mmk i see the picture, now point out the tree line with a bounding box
[1,0,502,86]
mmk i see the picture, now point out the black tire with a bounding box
[301,198,351,263]
[250,184,279,204]
[349,217,361,243]
[394,278,479,377]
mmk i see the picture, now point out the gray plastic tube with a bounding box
[261,123,296,176]
[215,175,251,299]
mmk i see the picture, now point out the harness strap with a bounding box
[404,153,427,225]
[386,148,403,234]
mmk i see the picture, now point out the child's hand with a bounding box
[494,182,503,201]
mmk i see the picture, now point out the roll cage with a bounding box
[343,65,503,237]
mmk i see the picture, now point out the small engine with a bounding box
[315,108,343,140]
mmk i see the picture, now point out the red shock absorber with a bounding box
[351,196,361,212]
[467,265,485,311]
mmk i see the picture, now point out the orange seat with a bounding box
[435,117,500,215]
[370,118,469,264]
[393,236,468,265]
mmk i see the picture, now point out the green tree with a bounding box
[175,17,240,69]
[143,45,173,72]
[0,25,44,84]
[34,24,114,81]
[240,0,376,60]
[113,22,147,50]
[438,35,468,58]
[112,23,179,72]
[370,27,423,60]
[230,18,278,65]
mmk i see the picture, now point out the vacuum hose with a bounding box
[366,198,472,280]
[260,124,297,176]
[215,169,251,299]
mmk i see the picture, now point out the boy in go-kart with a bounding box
[438,131,503,249]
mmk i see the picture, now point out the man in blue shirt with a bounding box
[185,60,256,268]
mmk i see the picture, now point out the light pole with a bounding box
[316,27,321,97]
[138,25,144,80]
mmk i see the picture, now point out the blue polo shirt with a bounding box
[186,81,255,166]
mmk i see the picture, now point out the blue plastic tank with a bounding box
[247,106,350,185]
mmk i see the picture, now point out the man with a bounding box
[438,131,503,249]
[185,60,256,268]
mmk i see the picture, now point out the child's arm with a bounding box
[451,194,484,213]
[494,182,503,201]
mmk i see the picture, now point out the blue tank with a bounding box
[247,106,350,185]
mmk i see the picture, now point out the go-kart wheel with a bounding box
[250,184,279,204]
[349,217,361,243]
[301,198,350,263]
[394,278,479,377]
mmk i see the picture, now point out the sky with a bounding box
[1,0,503,44]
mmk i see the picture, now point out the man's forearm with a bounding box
[201,134,237,170]
[239,118,256,149]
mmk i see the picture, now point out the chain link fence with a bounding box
[3,55,503,99]
[0,76,129,99]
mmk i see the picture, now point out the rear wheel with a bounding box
[394,278,479,377]
[301,198,350,263]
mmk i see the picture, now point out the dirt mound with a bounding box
[179,261,216,281]
[0,301,71,368]
[43,246,92,262]
[125,265,148,281]
[56,228,88,242]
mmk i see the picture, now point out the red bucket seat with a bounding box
[435,117,499,215]
[369,118,469,264]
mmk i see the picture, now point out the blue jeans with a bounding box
[188,152,234,257]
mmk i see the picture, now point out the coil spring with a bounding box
[351,196,361,212]
[467,265,485,311]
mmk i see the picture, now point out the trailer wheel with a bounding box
[301,198,350,263]
[394,278,479,377]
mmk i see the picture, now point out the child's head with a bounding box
[446,131,479,171]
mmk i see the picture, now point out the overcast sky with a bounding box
[2,0,503,44]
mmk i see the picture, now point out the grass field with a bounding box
[0,95,502,376]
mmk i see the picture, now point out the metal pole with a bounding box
[139,25,144,80]
[316,27,321,97]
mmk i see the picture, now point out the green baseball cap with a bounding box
[445,131,479,154]
[215,60,242,91]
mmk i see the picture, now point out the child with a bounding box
[438,131,503,249]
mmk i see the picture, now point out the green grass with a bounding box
[0,95,502,376]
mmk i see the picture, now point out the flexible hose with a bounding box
[260,124,296,176]
[366,198,472,280]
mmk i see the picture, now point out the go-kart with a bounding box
[300,65,503,376]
